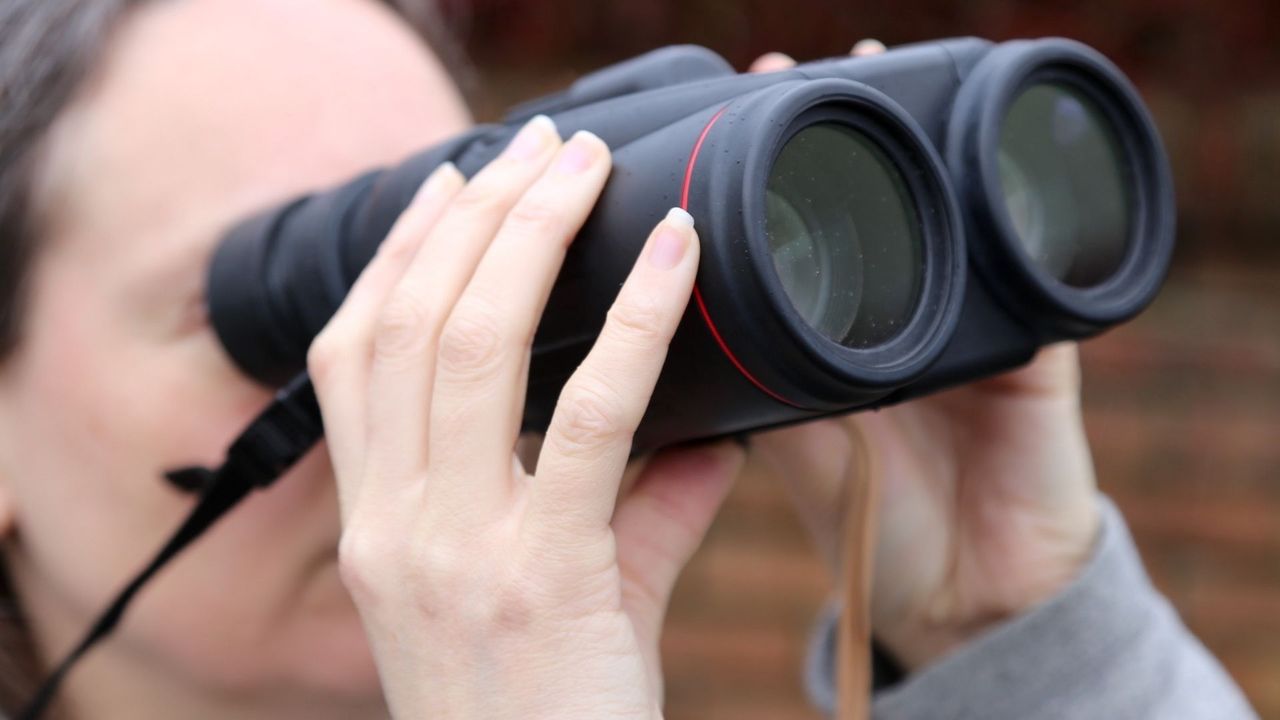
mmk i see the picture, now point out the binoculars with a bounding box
[208,36,1174,451]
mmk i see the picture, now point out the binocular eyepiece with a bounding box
[208,36,1174,451]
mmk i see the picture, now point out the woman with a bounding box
[0,0,1257,717]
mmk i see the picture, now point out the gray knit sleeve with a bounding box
[804,495,1258,719]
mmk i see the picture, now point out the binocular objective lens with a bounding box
[998,82,1133,287]
[765,123,924,349]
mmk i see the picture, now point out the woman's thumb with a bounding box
[750,419,863,572]
[613,440,744,618]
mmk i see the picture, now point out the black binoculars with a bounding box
[208,36,1174,451]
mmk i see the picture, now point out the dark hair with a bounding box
[0,0,467,362]
[0,1,464,713]
[0,1,138,360]
[0,3,143,712]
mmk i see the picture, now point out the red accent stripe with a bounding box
[681,106,728,209]
[682,106,803,408]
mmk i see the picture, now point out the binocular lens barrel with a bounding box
[998,82,1132,287]
[206,37,1174,450]
[765,123,924,349]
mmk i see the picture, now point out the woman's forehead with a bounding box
[36,0,469,269]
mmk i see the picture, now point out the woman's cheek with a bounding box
[6,301,184,588]
[7,289,374,693]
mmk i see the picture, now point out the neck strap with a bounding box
[18,374,322,720]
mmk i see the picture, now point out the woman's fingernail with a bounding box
[851,39,887,56]
[413,162,461,203]
[752,52,795,72]
[666,207,695,229]
[648,208,695,270]
[506,114,558,161]
[556,131,604,174]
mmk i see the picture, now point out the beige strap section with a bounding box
[835,448,879,720]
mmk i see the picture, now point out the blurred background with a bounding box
[435,1,1280,716]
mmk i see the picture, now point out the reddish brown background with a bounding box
[443,1,1280,716]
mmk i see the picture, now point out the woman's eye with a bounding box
[175,296,211,335]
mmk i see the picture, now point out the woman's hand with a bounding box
[752,346,1100,671]
[308,116,744,719]
[746,45,1101,672]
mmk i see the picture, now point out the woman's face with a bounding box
[0,0,469,709]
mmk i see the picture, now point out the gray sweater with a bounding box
[805,496,1259,719]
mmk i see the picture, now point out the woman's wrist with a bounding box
[877,498,1103,671]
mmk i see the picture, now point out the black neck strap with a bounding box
[18,374,323,720]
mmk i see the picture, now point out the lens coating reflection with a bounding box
[765,123,923,349]
[998,82,1132,287]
